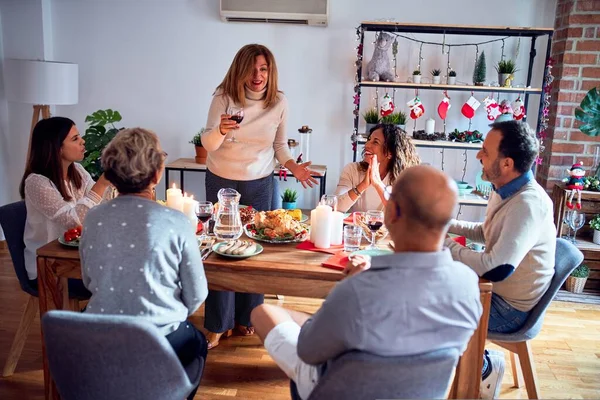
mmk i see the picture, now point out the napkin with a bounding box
[321,252,350,271]
[296,241,344,255]
[343,213,355,224]
[452,236,467,246]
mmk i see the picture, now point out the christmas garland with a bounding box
[536,58,554,166]
[449,129,483,143]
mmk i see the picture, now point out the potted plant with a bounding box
[281,189,298,209]
[363,109,380,133]
[566,264,590,294]
[495,59,517,87]
[81,109,123,180]
[431,69,442,84]
[447,69,457,85]
[382,111,407,131]
[590,214,600,244]
[412,69,422,84]
[473,51,486,86]
[190,128,207,164]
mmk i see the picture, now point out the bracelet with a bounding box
[352,187,361,197]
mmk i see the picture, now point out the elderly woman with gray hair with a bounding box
[80,128,208,399]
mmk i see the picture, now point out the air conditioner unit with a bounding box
[220,0,328,27]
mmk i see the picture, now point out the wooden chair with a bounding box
[487,238,583,399]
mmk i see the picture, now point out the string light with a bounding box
[501,39,505,61]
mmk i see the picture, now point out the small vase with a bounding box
[499,73,512,87]
[413,75,422,84]
[566,276,588,293]
[447,76,456,85]
[194,145,207,164]
[496,113,514,122]
[432,76,441,84]
[397,124,406,132]
[282,201,297,210]
[365,123,377,134]
[593,229,600,245]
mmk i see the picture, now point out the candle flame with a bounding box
[171,183,176,189]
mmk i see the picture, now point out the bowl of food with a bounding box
[59,226,82,247]
[245,210,309,243]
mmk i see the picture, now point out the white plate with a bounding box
[300,214,309,223]
[212,241,263,258]
[244,223,310,244]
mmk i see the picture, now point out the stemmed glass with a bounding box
[196,201,213,240]
[365,210,384,250]
[320,194,338,212]
[568,211,586,244]
[561,210,573,242]
[226,106,244,143]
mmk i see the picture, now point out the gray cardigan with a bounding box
[80,196,208,334]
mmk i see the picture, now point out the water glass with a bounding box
[344,225,362,252]
[561,210,573,241]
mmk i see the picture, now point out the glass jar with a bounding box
[298,125,312,163]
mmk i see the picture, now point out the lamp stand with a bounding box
[27,105,51,161]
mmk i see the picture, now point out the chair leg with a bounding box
[2,296,39,377]
[516,341,539,399]
[510,352,524,388]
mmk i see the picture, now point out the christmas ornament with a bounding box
[513,96,526,120]
[535,58,554,166]
[437,96,451,120]
[407,97,425,120]
[563,161,586,209]
[461,96,481,119]
[483,96,501,121]
[380,93,395,117]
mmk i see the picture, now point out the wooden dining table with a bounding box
[37,238,491,400]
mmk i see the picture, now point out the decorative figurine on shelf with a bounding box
[380,93,395,117]
[563,161,586,210]
[366,32,395,82]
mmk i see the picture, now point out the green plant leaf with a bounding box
[575,88,600,137]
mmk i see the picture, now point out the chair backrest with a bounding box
[41,311,199,400]
[489,238,584,342]
[0,201,37,296]
[305,348,460,400]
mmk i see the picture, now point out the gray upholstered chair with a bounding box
[41,310,203,400]
[487,238,584,399]
[290,348,460,400]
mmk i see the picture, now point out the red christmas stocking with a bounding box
[408,97,425,120]
[483,97,501,121]
[437,96,451,119]
[461,96,481,119]
[513,97,526,120]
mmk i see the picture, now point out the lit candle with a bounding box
[330,211,344,246]
[425,118,435,134]
[182,194,199,229]
[166,183,183,212]
[314,205,332,249]
[310,209,318,243]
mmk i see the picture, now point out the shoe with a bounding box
[480,349,505,399]
[236,324,255,336]
[206,329,232,350]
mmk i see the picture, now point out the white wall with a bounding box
[1,0,557,221]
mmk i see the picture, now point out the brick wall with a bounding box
[536,0,600,192]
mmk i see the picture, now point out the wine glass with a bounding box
[226,106,244,143]
[365,210,384,250]
[568,211,586,244]
[561,210,573,242]
[196,201,213,240]
[320,194,338,212]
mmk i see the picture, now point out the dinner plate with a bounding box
[300,214,309,223]
[212,241,263,258]
[58,236,80,248]
[351,248,393,257]
[244,223,310,244]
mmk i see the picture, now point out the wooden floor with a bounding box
[1,249,599,399]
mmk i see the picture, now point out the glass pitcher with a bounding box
[214,188,243,241]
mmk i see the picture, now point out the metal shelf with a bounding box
[360,21,553,37]
[356,136,483,151]
[359,81,543,94]
[458,195,488,206]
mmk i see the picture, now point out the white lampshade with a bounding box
[4,59,78,105]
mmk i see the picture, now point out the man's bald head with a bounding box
[390,165,458,232]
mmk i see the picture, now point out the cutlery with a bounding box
[201,248,214,261]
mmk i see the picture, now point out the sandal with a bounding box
[236,324,255,336]
[206,329,232,350]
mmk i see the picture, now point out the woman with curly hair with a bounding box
[335,123,421,213]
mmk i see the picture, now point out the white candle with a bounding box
[182,194,198,228]
[425,118,435,134]
[314,205,332,249]
[166,184,183,212]
[330,211,344,246]
[310,209,318,243]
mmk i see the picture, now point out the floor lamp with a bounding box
[4,59,79,160]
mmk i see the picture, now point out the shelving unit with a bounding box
[359,81,544,94]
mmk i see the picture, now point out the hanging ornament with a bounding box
[483,96,501,121]
[380,93,395,117]
[513,96,526,120]
[408,97,425,120]
[438,95,451,120]
[461,96,481,119]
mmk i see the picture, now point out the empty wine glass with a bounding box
[196,201,213,240]
[226,106,244,143]
[320,194,338,212]
[562,210,573,242]
[365,210,384,250]
[568,211,586,244]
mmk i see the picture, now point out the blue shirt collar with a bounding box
[494,170,534,200]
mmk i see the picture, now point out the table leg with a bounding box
[450,288,492,399]
[38,257,64,400]
[181,171,185,193]
[165,169,170,199]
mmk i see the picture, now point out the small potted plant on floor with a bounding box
[382,111,407,131]
[431,69,442,84]
[496,59,517,87]
[412,69,422,84]
[447,69,457,85]
[190,128,207,164]
[363,109,380,133]
[281,189,298,209]
[590,214,600,244]
[566,264,590,294]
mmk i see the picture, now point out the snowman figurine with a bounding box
[563,161,586,210]
[380,93,395,117]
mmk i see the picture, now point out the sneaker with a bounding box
[480,349,505,399]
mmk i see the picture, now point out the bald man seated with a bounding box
[250,165,483,400]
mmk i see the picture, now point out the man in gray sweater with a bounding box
[251,165,483,399]
[444,120,556,399]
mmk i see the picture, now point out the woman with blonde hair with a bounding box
[335,124,421,213]
[201,44,317,348]
[80,128,208,399]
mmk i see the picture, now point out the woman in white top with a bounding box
[19,117,111,281]
[335,124,421,213]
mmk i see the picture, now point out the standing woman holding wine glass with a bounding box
[201,44,318,349]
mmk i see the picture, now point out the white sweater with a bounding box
[201,88,293,181]
[334,162,390,213]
